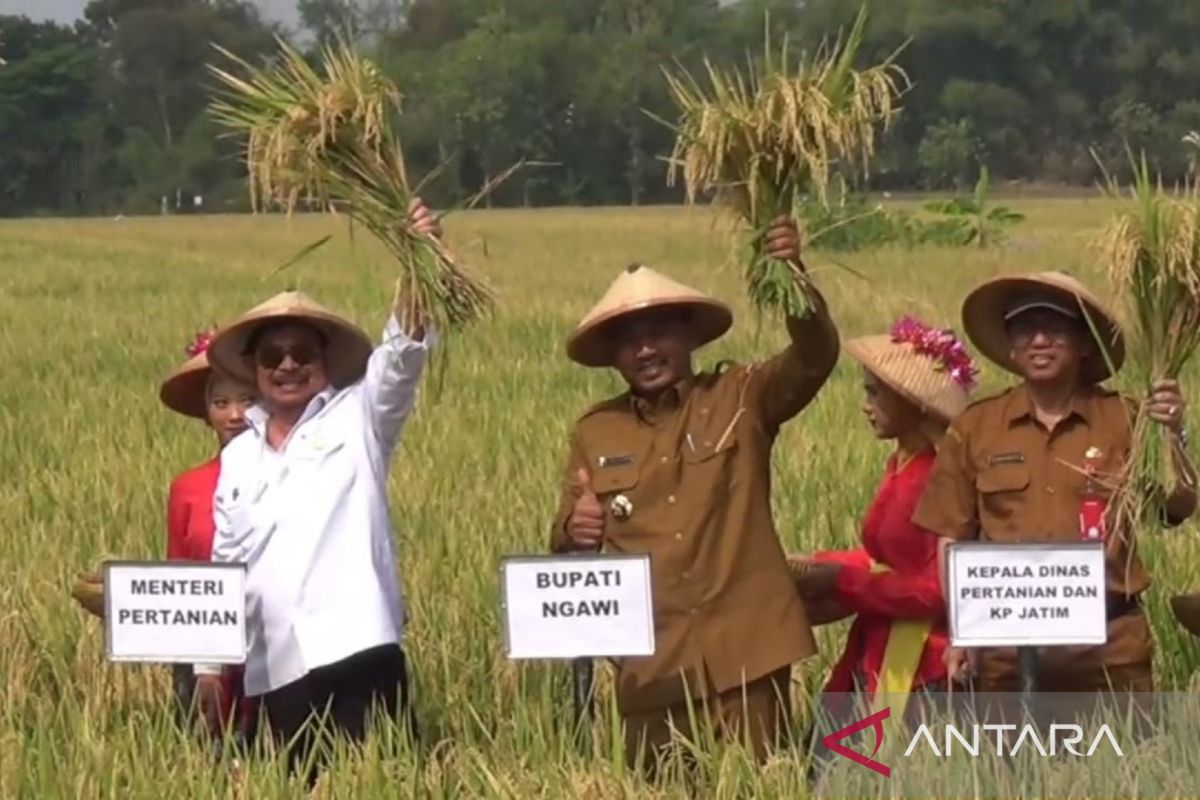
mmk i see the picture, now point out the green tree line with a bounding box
[2,0,1200,216]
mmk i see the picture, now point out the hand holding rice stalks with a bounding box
[1098,154,1200,528]
[659,8,907,318]
[208,37,494,335]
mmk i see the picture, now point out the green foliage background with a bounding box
[5,0,1200,216]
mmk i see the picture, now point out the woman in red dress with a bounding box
[791,316,977,711]
[158,329,258,740]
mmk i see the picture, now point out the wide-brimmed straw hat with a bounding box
[1171,593,1200,638]
[159,351,212,419]
[844,317,977,424]
[208,291,373,388]
[567,264,732,367]
[159,329,217,419]
[961,271,1125,384]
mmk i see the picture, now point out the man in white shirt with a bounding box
[197,200,439,774]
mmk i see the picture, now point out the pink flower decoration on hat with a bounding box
[185,328,217,358]
[890,315,978,391]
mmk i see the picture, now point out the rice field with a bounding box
[2,200,1200,798]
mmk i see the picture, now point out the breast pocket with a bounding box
[975,465,1030,535]
[294,433,348,464]
[212,491,255,555]
[592,463,640,526]
[290,431,351,481]
[682,435,740,497]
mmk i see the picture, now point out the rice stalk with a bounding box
[1097,153,1200,541]
[207,36,495,338]
[658,7,908,318]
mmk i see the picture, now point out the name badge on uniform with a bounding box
[988,452,1026,466]
[597,454,634,468]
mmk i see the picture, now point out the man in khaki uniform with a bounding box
[550,219,838,764]
[915,272,1196,692]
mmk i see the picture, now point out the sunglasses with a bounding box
[1005,314,1080,348]
[255,341,320,369]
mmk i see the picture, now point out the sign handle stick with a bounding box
[1017,645,1037,713]
[569,549,597,742]
[572,654,595,729]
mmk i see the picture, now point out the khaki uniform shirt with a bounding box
[913,384,1149,598]
[551,298,839,714]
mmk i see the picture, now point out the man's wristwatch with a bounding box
[1175,427,1189,449]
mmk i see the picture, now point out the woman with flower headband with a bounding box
[789,316,977,714]
[72,329,259,739]
[161,329,259,737]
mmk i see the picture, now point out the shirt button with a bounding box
[682,570,691,579]
[703,440,712,448]
[690,607,698,615]
[674,532,683,541]
[668,495,677,504]
[660,455,669,464]
[1046,486,1055,495]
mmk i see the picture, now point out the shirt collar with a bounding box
[630,375,694,421]
[1005,383,1097,427]
[246,385,338,435]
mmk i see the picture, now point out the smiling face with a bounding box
[1005,306,1091,387]
[609,306,696,397]
[250,321,329,412]
[206,373,257,447]
[861,368,924,440]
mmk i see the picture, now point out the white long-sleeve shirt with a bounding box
[202,316,432,696]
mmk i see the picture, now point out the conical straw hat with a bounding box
[961,271,1124,384]
[208,291,373,389]
[567,265,732,367]
[1171,593,1200,638]
[843,317,977,424]
[159,351,212,420]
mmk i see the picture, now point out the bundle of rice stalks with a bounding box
[659,8,908,318]
[208,37,494,335]
[1098,154,1200,529]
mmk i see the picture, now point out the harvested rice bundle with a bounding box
[208,37,494,335]
[1099,155,1200,528]
[660,8,907,318]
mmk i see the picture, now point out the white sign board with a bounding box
[947,542,1108,647]
[105,561,247,664]
[501,554,655,659]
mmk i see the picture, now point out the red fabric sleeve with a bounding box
[812,548,873,569]
[165,480,190,561]
[832,464,946,618]
[833,563,944,618]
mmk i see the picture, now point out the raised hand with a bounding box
[1147,378,1186,433]
[764,214,802,263]
[407,195,442,239]
[567,467,605,551]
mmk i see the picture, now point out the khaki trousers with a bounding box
[976,608,1153,692]
[622,667,791,768]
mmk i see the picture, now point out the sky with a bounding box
[0,0,302,30]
